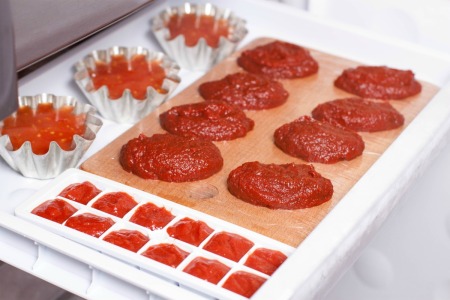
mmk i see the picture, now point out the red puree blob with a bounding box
[203,232,254,262]
[142,243,189,268]
[166,13,229,48]
[160,101,254,141]
[183,257,230,284]
[237,41,319,79]
[103,229,149,252]
[334,65,422,100]
[222,271,266,298]
[1,103,86,155]
[119,133,223,182]
[198,72,289,110]
[89,54,166,100]
[274,116,365,164]
[129,202,175,230]
[65,213,114,238]
[227,162,333,210]
[58,181,102,205]
[31,199,77,224]
[166,217,214,246]
[91,191,138,218]
[312,97,405,132]
[244,248,287,275]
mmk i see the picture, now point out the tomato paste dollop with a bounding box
[227,162,333,209]
[129,202,175,230]
[274,116,365,164]
[222,271,266,298]
[103,229,149,252]
[58,181,102,205]
[159,101,254,141]
[1,103,86,155]
[166,13,229,48]
[203,232,254,262]
[183,257,230,284]
[198,72,289,110]
[91,191,138,218]
[65,213,115,238]
[312,97,405,132]
[89,54,166,100]
[119,133,223,182]
[31,199,78,224]
[244,248,287,275]
[334,65,422,100]
[237,41,319,79]
[166,217,214,246]
[142,243,189,268]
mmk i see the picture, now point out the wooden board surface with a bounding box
[81,38,439,247]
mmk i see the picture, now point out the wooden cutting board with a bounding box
[81,37,439,247]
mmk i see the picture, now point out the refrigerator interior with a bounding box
[1,0,450,299]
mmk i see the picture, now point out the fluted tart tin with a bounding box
[0,93,102,179]
[74,46,181,123]
[151,3,248,71]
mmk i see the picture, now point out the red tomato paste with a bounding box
[1,103,86,155]
[159,100,254,141]
[65,213,114,238]
[244,248,287,275]
[334,65,422,100]
[198,72,289,110]
[166,13,229,48]
[222,271,266,298]
[237,41,319,79]
[312,97,405,132]
[183,257,230,284]
[166,217,214,246]
[142,243,189,268]
[91,191,138,218]
[129,202,175,230]
[89,54,166,100]
[227,162,333,209]
[31,199,77,224]
[58,181,102,205]
[203,232,254,262]
[274,116,365,164]
[103,229,149,252]
[119,133,223,182]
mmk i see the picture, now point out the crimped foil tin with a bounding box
[0,94,102,179]
[151,3,248,71]
[74,46,181,123]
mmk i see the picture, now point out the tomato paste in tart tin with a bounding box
[151,3,248,71]
[0,93,102,179]
[74,46,181,123]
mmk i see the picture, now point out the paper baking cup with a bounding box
[151,3,248,71]
[0,94,102,179]
[74,46,181,123]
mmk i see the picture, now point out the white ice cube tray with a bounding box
[15,168,294,299]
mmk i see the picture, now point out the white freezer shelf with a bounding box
[324,123,450,300]
[2,0,450,299]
